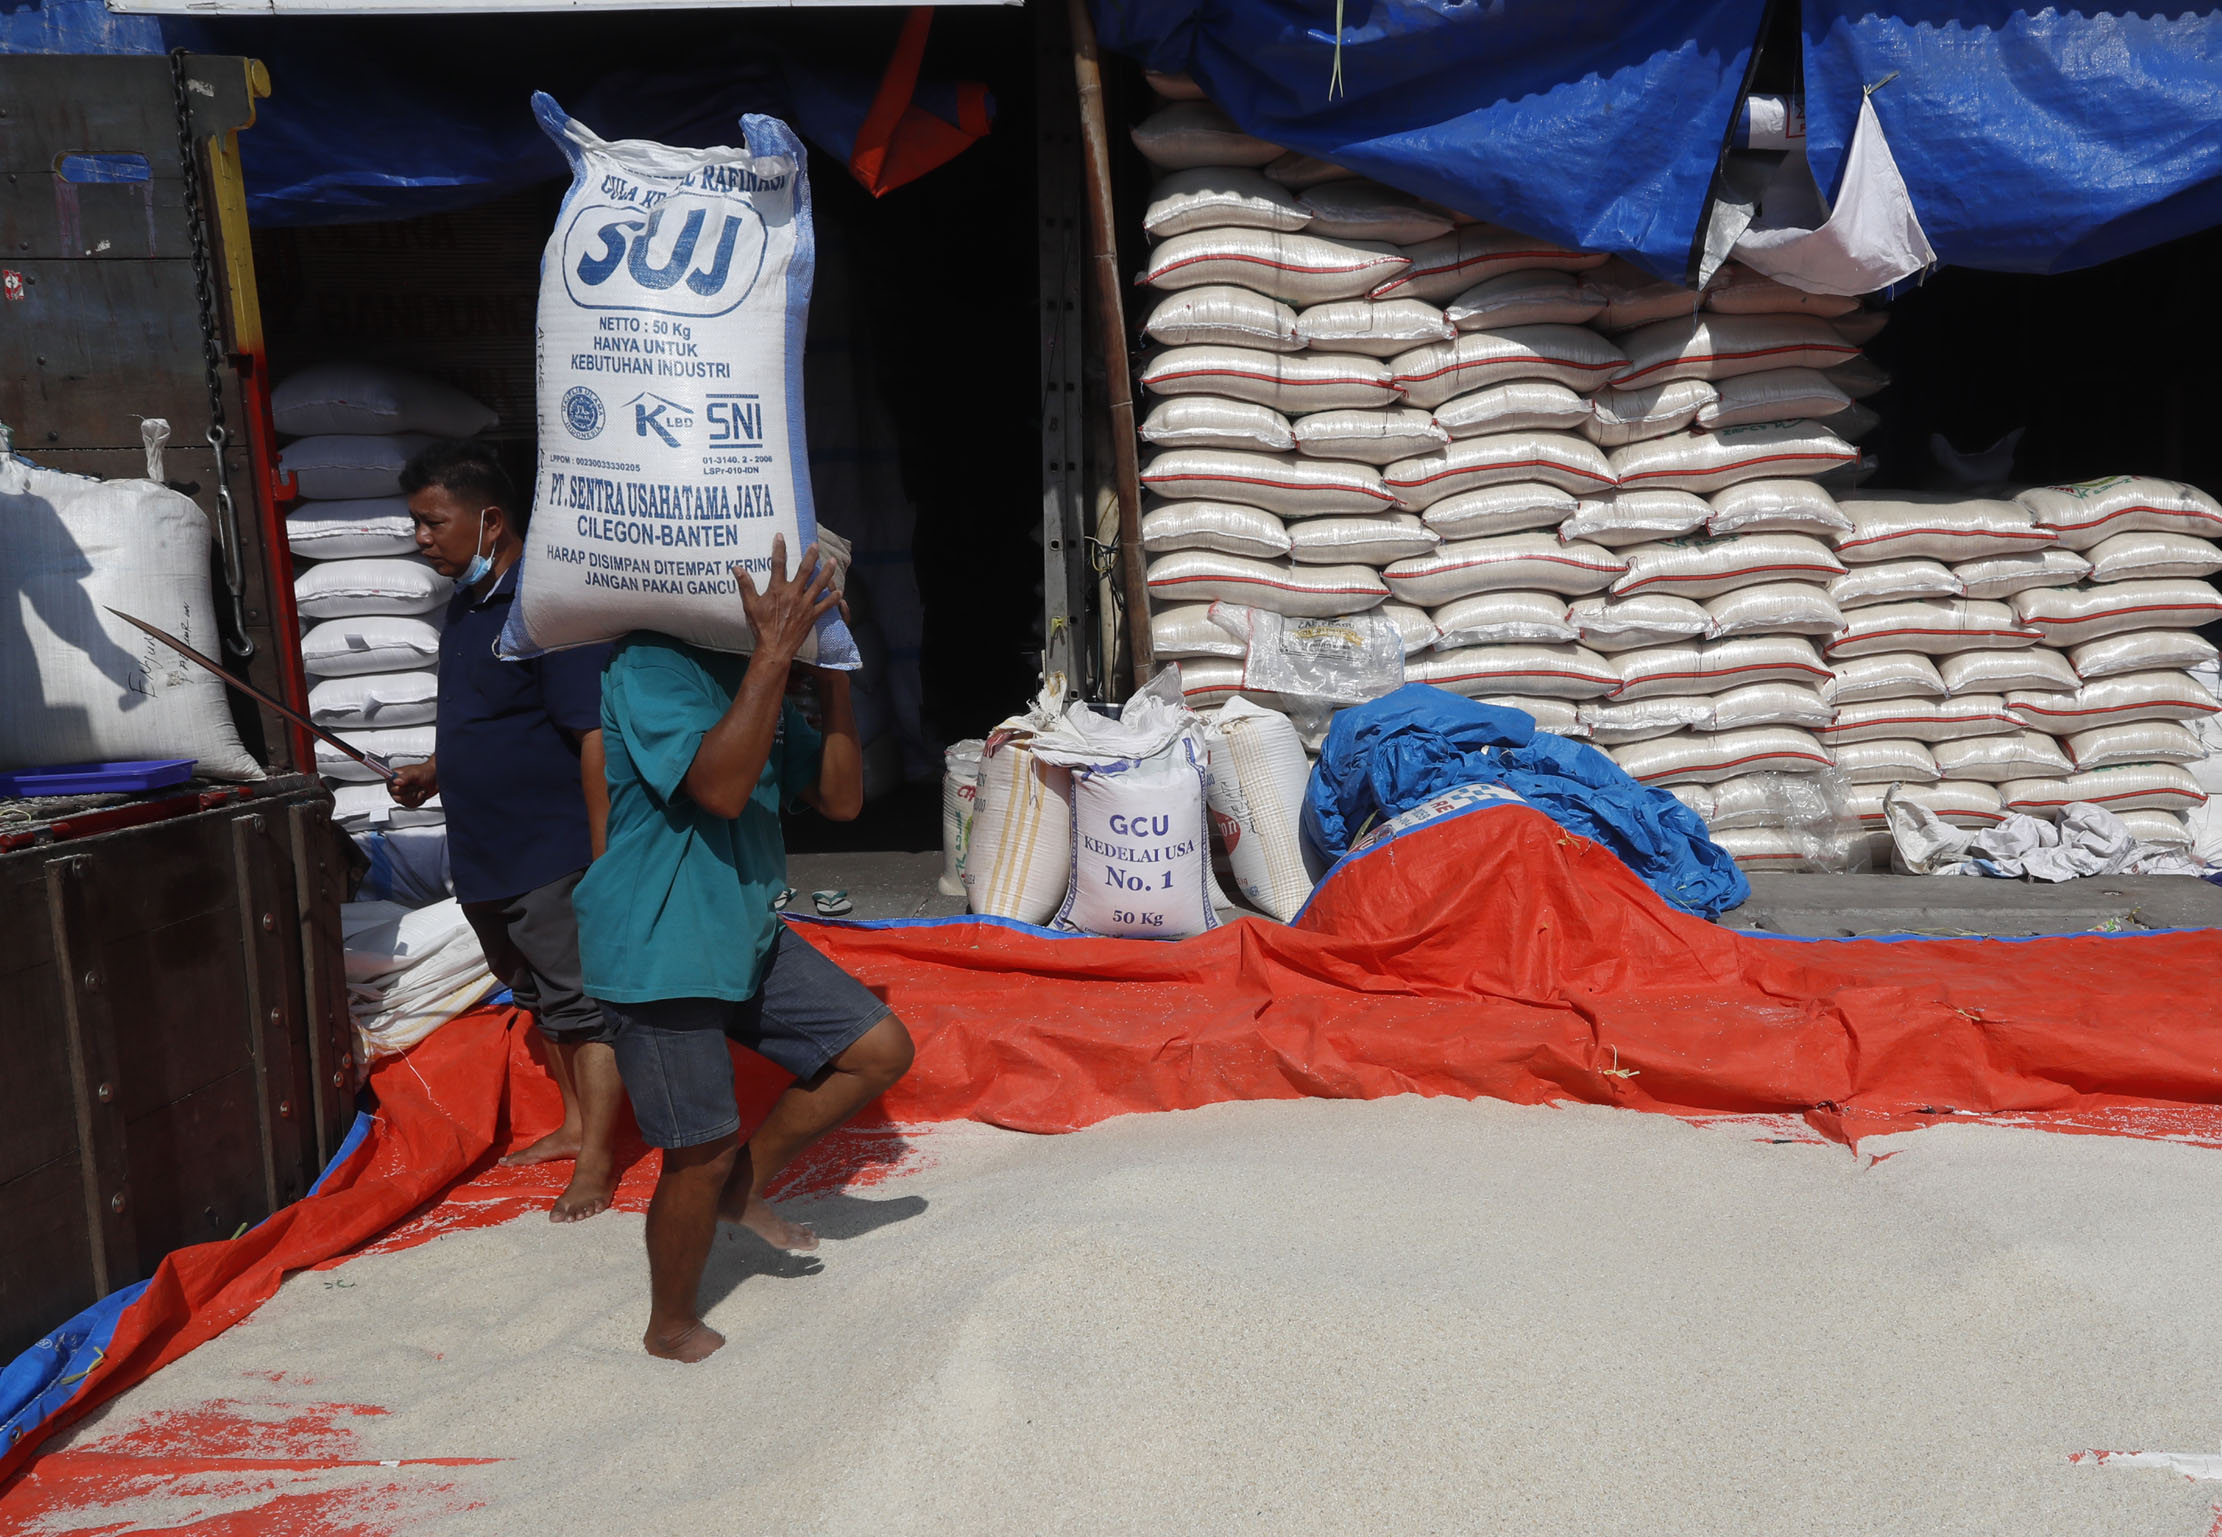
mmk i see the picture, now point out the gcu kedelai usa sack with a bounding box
[501,94,859,667]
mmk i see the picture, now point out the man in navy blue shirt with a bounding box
[388,440,623,1222]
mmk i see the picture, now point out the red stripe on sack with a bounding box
[1617,449,1859,485]
[2011,700,2216,721]
[2030,602,2222,628]
[1394,354,1623,387]
[1825,627,2042,652]
[1147,251,1404,283]
[2009,788,2203,810]
[1611,661,1832,695]
[2041,504,2222,536]
[1369,249,1576,298]
[1391,553,1623,579]
[1815,714,2015,736]
[1143,470,1396,503]
[1151,574,1385,596]
[1633,749,1832,781]
[1836,527,2056,554]
[1425,670,1609,686]
[1613,341,1860,388]
[1386,459,1617,490]
[1620,562,1844,590]
[1150,367,1389,393]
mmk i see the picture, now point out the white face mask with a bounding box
[458,507,495,587]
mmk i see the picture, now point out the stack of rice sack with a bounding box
[276,362,496,850]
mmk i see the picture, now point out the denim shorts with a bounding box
[601,925,892,1149]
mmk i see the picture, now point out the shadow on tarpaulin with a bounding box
[6,783,2222,1493]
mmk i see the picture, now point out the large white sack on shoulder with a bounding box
[1695,367,1852,430]
[1585,256,1702,332]
[1140,448,1395,517]
[1949,548,2090,601]
[1405,643,1619,699]
[1151,602,1248,659]
[1143,167,1311,238]
[1139,395,1295,453]
[1368,225,1605,303]
[1558,490,1712,548]
[1129,102,1282,168]
[1706,681,1834,731]
[1612,533,1846,600]
[1610,727,1830,783]
[1146,550,1387,615]
[1932,732,2074,784]
[1703,582,1844,638]
[1938,647,2078,696]
[1143,285,1301,351]
[1854,781,2005,829]
[1389,326,1628,408]
[1817,694,2019,746]
[1263,149,1355,188]
[1175,658,1251,709]
[2119,808,2194,847]
[1567,593,1711,650]
[274,362,496,439]
[1831,738,1942,784]
[1829,651,1946,702]
[301,614,444,677]
[2018,475,2222,549]
[1580,696,1713,744]
[1383,532,1623,605]
[1140,346,1399,413]
[1385,432,1616,507]
[2066,719,2206,771]
[2071,628,2220,680]
[2001,765,2206,817]
[281,433,436,501]
[1610,635,1832,698]
[939,739,985,897]
[1141,501,1292,559]
[2084,531,2222,584]
[1292,406,1445,464]
[1143,228,1410,304]
[1702,261,1863,318]
[1827,599,2040,658]
[1829,559,1961,609]
[1430,590,1574,647]
[1444,269,1606,330]
[964,713,1074,923]
[1419,482,1578,539]
[1611,314,1860,389]
[1609,421,1859,494]
[1380,601,1440,655]
[1706,478,1852,538]
[2007,670,2221,731]
[1053,738,1217,939]
[1293,299,1454,357]
[1299,179,1453,244]
[1290,513,1437,565]
[1432,380,1590,440]
[1833,493,2053,564]
[309,670,439,729]
[1583,378,1714,447]
[296,556,453,619]
[1203,696,1315,921]
[319,724,437,782]
[1481,696,1585,735]
[287,497,419,560]
[2011,579,2222,646]
[0,460,261,778]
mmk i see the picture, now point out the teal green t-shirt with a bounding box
[574,634,823,1004]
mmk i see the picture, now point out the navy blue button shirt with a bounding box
[436,563,612,905]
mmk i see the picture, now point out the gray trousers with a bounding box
[461,868,616,1044]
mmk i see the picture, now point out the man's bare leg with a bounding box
[502,1035,585,1166]
[721,1015,914,1251]
[644,1132,742,1362]
[550,1042,622,1223]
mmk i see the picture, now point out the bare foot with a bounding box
[550,1159,616,1223]
[718,1189,820,1252]
[643,1319,725,1363]
[501,1128,582,1168]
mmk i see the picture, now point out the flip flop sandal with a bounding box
[811,889,854,917]
[773,886,795,911]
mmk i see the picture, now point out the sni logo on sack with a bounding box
[560,188,775,318]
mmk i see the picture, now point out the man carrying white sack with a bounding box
[389,440,625,1223]
[576,536,914,1363]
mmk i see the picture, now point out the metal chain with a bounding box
[170,49,256,659]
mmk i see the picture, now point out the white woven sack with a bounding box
[1831,738,1941,784]
[296,556,453,620]
[287,497,419,560]
[1829,559,1962,609]
[1703,262,1862,318]
[1175,658,1249,709]
[1610,727,1830,783]
[1143,285,1301,351]
[1141,449,1395,517]
[1299,179,1453,244]
[1432,380,1591,439]
[2120,809,2194,846]
[1481,696,1585,735]
[1418,482,1578,538]
[1834,494,2054,564]
[1203,696,1315,921]
[1129,102,1282,169]
[964,711,1075,923]
[1143,229,1410,304]
[1150,602,1247,659]
[2001,765,2206,817]
[1711,827,1834,869]
[1932,732,2074,784]
[1263,149,1354,188]
[1294,299,1454,357]
[1145,550,1388,615]
[1585,257,1702,332]
[2071,629,2220,680]
[1139,395,1294,453]
[301,614,444,678]
[1706,478,1852,538]
[1140,501,1291,560]
[280,433,437,502]
[1047,737,1217,940]
[1380,602,1441,655]
[1938,648,2079,696]
[1702,582,1845,638]
[0,459,262,778]
[1821,401,1883,443]
[938,739,985,898]
[1582,378,1714,447]
[1828,355,1892,399]
[1558,490,1711,548]
[1610,314,1859,389]
[274,362,496,438]
[1141,346,1399,413]
[2007,670,2221,732]
[1609,422,1859,494]
[1389,326,1628,408]
[1405,643,1619,699]
[1444,270,1605,330]
[1385,432,1616,507]
[1696,367,1851,430]
[1383,532,1623,605]
[1290,513,1438,565]
[1612,533,1845,600]
[2065,720,2206,771]
[1142,168,1310,237]
[1579,697,1713,744]
[1817,694,2019,746]
[2084,532,2222,584]
[1567,594,1711,651]
[1950,548,2091,600]
[319,724,437,782]
[1610,635,1832,699]
[1430,591,1575,648]
[1368,225,1605,303]
[309,670,439,729]
[1292,407,1446,464]
[2018,475,2222,550]
[1829,651,1945,702]
[1828,599,2041,658]
[1854,781,2004,829]
[1708,681,1834,731]
[2010,580,2222,646]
